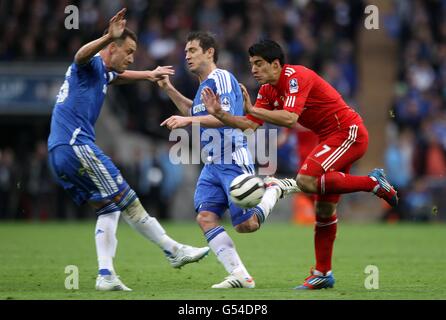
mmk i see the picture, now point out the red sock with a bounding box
[314,214,337,274]
[318,172,377,195]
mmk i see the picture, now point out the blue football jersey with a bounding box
[48,54,118,151]
[191,68,251,165]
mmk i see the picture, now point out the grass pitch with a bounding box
[0,221,445,300]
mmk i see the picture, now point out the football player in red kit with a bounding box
[202,40,398,290]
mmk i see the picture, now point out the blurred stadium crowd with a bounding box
[0,0,445,222]
[385,0,446,221]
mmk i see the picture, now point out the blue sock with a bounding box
[252,206,265,225]
[99,268,112,276]
[204,226,225,243]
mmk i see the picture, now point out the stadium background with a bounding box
[0,0,445,224]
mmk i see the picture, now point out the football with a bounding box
[229,174,266,208]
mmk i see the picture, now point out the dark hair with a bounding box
[248,40,285,66]
[103,27,137,45]
[187,31,218,63]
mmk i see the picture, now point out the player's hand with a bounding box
[108,8,127,40]
[149,66,175,82]
[157,75,171,89]
[160,115,191,130]
[239,83,253,114]
[201,87,222,115]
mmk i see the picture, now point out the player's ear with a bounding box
[109,42,117,54]
[272,59,281,70]
[207,47,215,60]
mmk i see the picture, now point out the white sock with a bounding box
[95,211,120,273]
[208,231,251,278]
[256,186,280,221]
[122,200,181,255]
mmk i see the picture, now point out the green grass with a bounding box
[0,221,445,300]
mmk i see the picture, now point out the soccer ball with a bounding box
[229,174,266,208]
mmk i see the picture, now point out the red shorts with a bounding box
[298,123,369,203]
[296,130,319,169]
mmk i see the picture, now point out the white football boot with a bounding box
[167,245,210,268]
[95,274,132,291]
[211,271,255,289]
[263,176,301,198]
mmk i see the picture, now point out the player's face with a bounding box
[249,56,276,85]
[110,37,136,73]
[185,40,212,74]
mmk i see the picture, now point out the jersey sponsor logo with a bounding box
[257,93,263,100]
[289,78,299,93]
[193,103,206,114]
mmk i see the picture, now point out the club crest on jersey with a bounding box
[221,96,231,111]
[289,78,299,94]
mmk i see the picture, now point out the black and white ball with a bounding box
[229,174,265,208]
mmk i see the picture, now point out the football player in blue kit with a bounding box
[158,32,283,288]
[47,8,209,291]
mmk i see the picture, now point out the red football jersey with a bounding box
[247,64,362,139]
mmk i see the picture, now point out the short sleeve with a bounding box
[282,75,313,115]
[75,55,102,71]
[208,73,236,114]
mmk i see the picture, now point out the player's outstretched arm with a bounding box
[112,66,175,85]
[157,76,193,116]
[160,115,223,130]
[239,82,299,127]
[240,82,299,128]
[249,106,299,128]
[202,87,259,131]
[74,8,127,65]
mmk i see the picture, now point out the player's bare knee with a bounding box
[296,174,317,193]
[196,211,219,230]
[315,202,337,218]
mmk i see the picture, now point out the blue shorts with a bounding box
[48,143,129,205]
[194,163,256,226]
